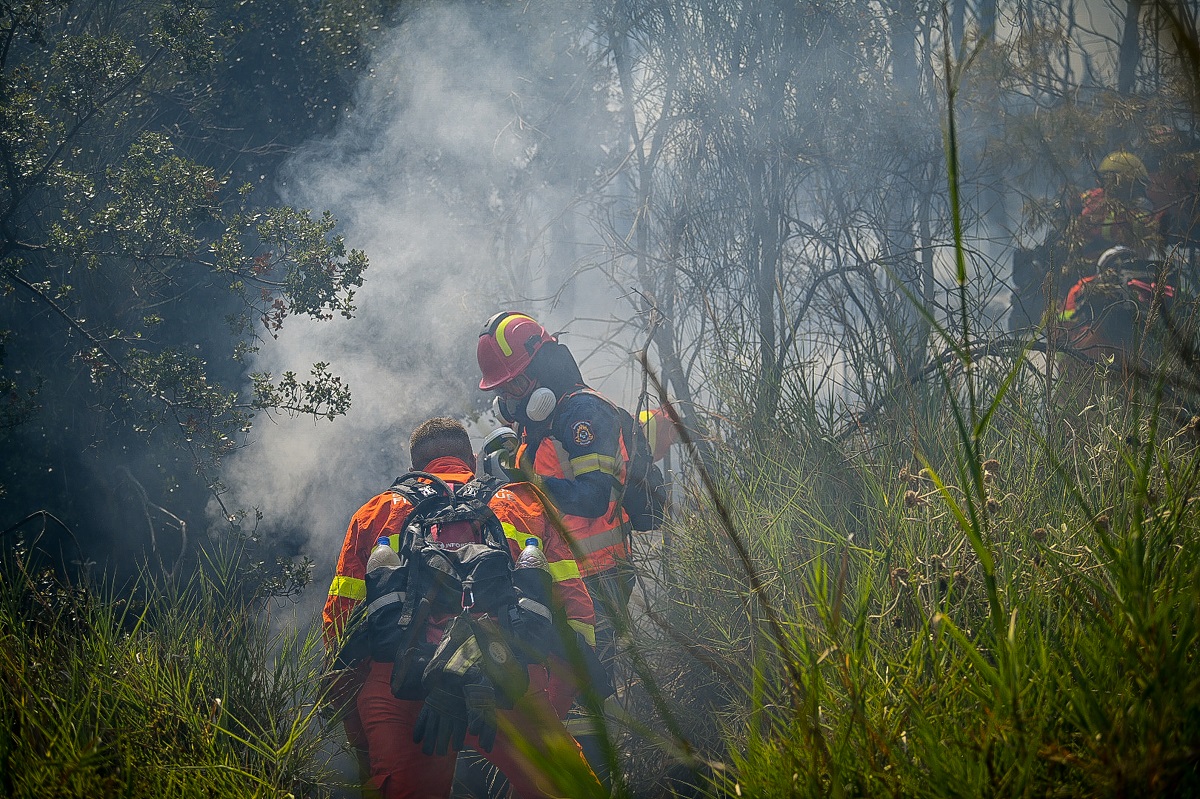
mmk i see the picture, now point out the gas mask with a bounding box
[492,387,557,426]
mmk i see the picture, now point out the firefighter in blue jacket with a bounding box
[477,311,635,786]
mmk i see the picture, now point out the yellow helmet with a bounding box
[639,407,678,462]
[1098,151,1148,182]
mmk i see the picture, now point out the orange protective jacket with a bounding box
[528,437,630,577]
[323,456,596,653]
[1078,188,1158,254]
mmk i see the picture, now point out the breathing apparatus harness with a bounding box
[342,471,563,754]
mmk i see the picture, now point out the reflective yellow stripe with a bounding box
[548,557,582,582]
[501,521,537,549]
[568,618,596,647]
[573,526,627,556]
[503,522,583,583]
[329,575,366,601]
[570,452,620,478]
[496,313,534,357]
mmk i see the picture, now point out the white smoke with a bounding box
[217,3,636,622]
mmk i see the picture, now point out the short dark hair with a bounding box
[410,417,474,470]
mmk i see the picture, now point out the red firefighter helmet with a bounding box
[477,312,555,391]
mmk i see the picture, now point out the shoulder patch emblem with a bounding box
[572,420,595,446]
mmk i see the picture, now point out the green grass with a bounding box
[603,39,1200,794]
[0,539,342,798]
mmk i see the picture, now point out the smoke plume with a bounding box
[218,2,630,620]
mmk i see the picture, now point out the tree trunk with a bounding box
[950,0,966,54]
[978,0,997,38]
[749,159,782,432]
[1118,0,1143,94]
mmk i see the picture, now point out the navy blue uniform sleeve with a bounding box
[542,393,623,519]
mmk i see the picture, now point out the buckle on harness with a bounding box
[462,587,475,610]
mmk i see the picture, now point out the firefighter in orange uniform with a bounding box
[323,417,599,799]
[1072,151,1160,259]
[476,313,636,631]
[1057,245,1175,369]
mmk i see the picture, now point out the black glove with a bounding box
[412,685,467,756]
[462,679,499,752]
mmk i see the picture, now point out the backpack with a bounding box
[331,472,570,702]
[563,389,668,532]
[360,472,527,698]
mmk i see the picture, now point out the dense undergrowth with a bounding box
[632,365,1200,797]
[609,43,1200,791]
[6,360,1199,799]
[7,367,1197,799]
[4,359,1199,799]
[0,541,338,798]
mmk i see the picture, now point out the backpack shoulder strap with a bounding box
[459,474,506,502]
[388,471,455,505]
[560,386,615,411]
[391,472,510,552]
[384,472,458,630]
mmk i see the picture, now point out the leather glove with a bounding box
[462,679,499,753]
[412,685,468,756]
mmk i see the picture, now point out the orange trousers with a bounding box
[356,659,597,799]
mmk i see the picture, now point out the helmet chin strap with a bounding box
[525,387,557,422]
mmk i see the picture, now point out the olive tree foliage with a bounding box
[0,0,375,555]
